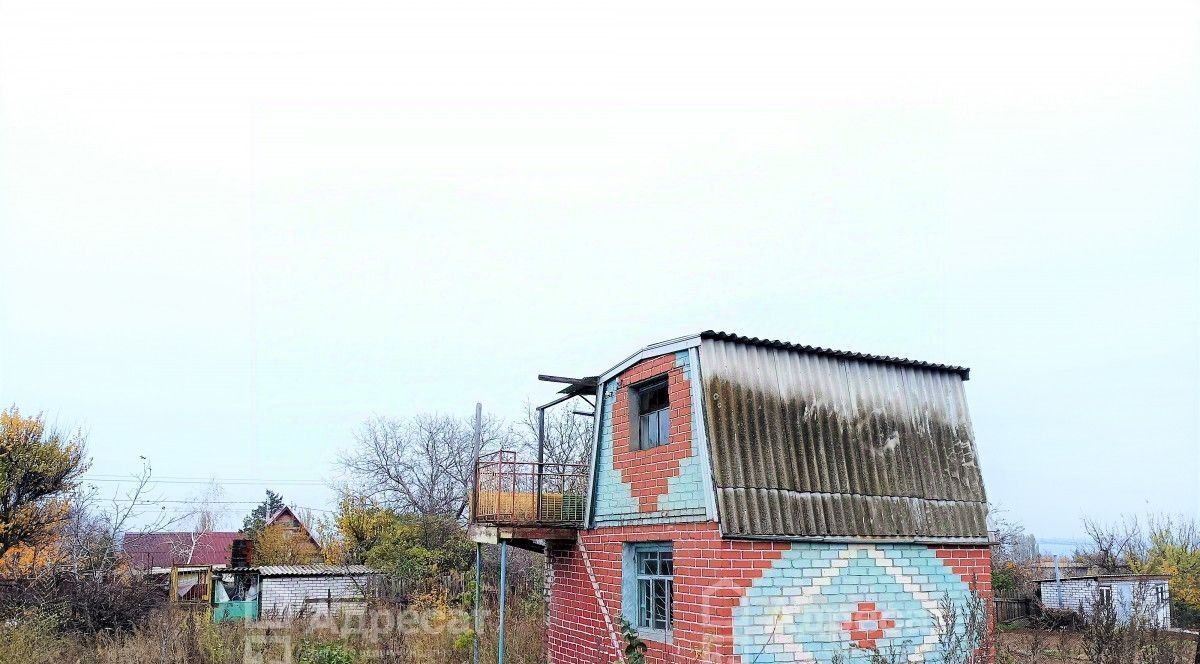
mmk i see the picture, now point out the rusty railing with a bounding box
[472,450,588,527]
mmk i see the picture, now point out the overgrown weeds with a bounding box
[0,591,545,664]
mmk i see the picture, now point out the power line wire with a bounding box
[103,499,336,513]
[83,475,330,486]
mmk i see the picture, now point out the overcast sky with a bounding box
[1,0,1196,540]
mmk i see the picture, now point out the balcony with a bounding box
[469,451,588,547]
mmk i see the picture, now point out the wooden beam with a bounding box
[537,374,597,387]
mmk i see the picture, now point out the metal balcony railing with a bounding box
[471,450,588,527]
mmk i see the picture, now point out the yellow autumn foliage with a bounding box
[253,520,323,565]
[0,406,90,559]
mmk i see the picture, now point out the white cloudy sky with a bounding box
[1,0,1196,539]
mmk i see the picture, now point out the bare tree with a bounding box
[169,480,226,565]
[1077,517,1143,573]
[519,398,595,466]
[88,459,188,571]
[8,460,179,632]
[339,412,516,517]
[990,505,1039,565]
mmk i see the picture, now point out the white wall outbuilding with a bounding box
[1038,575,1171,626]
[257,565,380,618]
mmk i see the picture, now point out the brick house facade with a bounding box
[502,332,992,664]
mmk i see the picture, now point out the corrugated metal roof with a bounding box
[257,564,379,577]
[699,337,988,541]
[1038,575,1171,585]
[701,331,971,380]
[122,531,239,568]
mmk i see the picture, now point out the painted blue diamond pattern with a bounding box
[732,544,976,664]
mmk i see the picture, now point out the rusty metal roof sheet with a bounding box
[122,531,239,569]
[699,336,988,541]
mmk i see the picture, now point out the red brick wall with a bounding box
[546,527,994,664]
[547,523,787,664]
[936,544,996,660]
[934,546,994,597]
[609,355,694,512]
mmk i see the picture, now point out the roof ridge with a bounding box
[699,330,970,379]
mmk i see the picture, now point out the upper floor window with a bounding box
[633,377,670,450]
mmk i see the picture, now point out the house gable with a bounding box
[264,506,322,551]
[589,348,712,527]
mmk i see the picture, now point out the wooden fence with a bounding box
[994,588,1033,623]
[374,569,540,606]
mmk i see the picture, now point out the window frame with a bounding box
[1098,584,1113,606]
[624,542,674,642]
[629,375,671,451]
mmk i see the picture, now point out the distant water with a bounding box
[1037,537,1089,557]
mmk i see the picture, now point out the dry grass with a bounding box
[998,628,1198,664]
[0,592,546,664]
[9,600,1193,664]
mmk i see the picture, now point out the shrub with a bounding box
[1035,607,1086,630]
[615,614,647,664]
[0,607,65,664]
[298,640,358,664]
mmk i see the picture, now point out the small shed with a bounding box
[1038,574,1171,626]
[258,564,381,618]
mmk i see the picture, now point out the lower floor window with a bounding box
[634,543,673,634]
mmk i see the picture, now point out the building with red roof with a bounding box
[122,531,240,569]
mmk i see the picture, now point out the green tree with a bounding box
[241,489,285,537]
[333,498,472,578]
[0,406,90,558]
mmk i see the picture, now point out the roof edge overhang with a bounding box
[727,534,992,546]
[1038,574,1172,583]
[596,334,703,383]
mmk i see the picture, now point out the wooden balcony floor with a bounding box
[468,523,578,553]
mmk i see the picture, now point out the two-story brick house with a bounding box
[472,331,992,664]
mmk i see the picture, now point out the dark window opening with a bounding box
[634,377,670,450]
